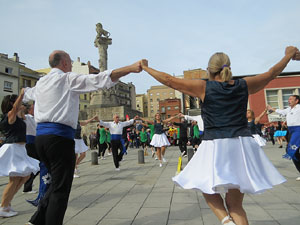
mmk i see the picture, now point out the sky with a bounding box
[1,0,300,94]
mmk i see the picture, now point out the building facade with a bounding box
[246,72,300,124]
[159,98,181,122]
[183,68,208,114]
[136,94,148,117]
[0,53,20,108]
[147,85,176,118]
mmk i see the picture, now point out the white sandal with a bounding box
[221,215,236,225]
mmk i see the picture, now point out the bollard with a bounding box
[138,149,145,164]
[187,148,194,162]
[175,156,182,175]
[91,151,98,165]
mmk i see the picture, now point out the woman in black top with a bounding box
[246,109,267,146]
[0,90,39,217]
[142,114,177,167]
[141,46,299,225]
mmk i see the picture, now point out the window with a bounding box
[84,105,87,109]
[4,81,13,92]
[84,94,87,100]
[174,106,179,109]
[167,106,171,110]
[150,93,153,96]
[168,115,171,118]
[5,67,13,74]
[266,90,278,109]
[282,89,294,108]
[137,104,140,108]
[170,92,173,95]
[151,110,154,113]
[150,99,153,102]
[157,98,160,101]
[161,107,165,113]
[23,79,31,88]
[156,93,160,96]
[136,100,140,103]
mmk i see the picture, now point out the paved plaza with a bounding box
[0,143,299,225]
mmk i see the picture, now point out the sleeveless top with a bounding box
[200,79,252,140]
[247,120,257,134]
[74,122,81,139]
[154,121,164,134]
[0,115,26,143]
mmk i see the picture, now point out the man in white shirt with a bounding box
[267,95,300,181]
[24,50,143,225]
[99,114,138,170]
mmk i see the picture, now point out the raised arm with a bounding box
[68,60,143,93]
[140,117,154,124]
[80,115,99,126]
[244,46,299,94]
[141,60,206,101]
[8,89,25,124]
[162,114,179,124]
[99,120,111,128]
[110,61,143,82]
[23,86,36,102]
[254,108,267,124]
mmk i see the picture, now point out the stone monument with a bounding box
[86,22,141,125]
[90,22,118,107]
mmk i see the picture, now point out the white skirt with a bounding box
[0,143,40,177]
[150,133,170,147]
[74,139,89,154]
[172,136,286,194]
[253,134,266,147]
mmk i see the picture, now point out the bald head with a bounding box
[49,50,72,72]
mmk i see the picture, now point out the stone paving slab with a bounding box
[0,143,299,224]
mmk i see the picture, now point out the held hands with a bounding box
[285,46,300,60]
[141,59,148,69]
[93,116,100,121]
[266,105,274,113]
[130,61,143,73]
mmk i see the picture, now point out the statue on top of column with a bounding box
[94,23,112,72]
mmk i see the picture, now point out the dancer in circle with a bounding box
[74,116,98,178]
[98,125,107,160]
[22,103,39,194]
[267,95,300,181]
[246,109,267,147]
[99,114,139,171]
[23,50,143,225]
[173,116,191,157]
[141,46,299,225]
[273,121,284,148]
[106,128,112,156]
[0,91,39,218]
[139,126,148,156]
[141,114,177,167]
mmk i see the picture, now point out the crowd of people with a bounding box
[0,47,299,225]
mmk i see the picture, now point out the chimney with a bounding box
[13,53,19,62]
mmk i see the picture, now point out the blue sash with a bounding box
[26,135,35,144]
[111,134,122,141]
[283,126,300,160]
[36,122,75,140]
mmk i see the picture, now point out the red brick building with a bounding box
[242,72,300,124]
[159,98,181,123]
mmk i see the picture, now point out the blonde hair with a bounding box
[207,52,232,82]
